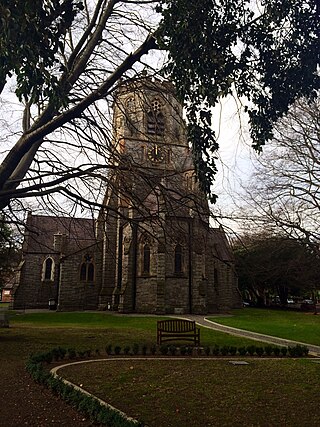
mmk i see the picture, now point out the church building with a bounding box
[13,77,241,314]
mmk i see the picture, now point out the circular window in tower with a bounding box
[151,98,162,112]
[147,98,165,135]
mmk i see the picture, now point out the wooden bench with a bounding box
[157,319,200,346]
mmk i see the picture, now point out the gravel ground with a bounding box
[0,357,98,426]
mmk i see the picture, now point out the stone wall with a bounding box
[15,77,241,314]
[58,243,103,311]
[13,254,59,309]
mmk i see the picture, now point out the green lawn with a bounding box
[60,358,320,427]
[209,308,320,345]
[0,302,10,309]
[2,311,320,426]
[9,311,262,348]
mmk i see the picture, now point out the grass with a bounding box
[11,311,161,329]
[3,310,320,426]
[60,358,320,427]
[0,302,10,309]
[9,311,264,348]
[208,308,320,345]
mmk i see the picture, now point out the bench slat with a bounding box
[157,319,200,346]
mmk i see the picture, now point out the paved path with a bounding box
[178,315,320,357]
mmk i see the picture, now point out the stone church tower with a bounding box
[12,76,241,313]
[97,76,241,314]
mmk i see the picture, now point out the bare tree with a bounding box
[235,97,320,253]
[0,0,318,224]
[0,1,160,220]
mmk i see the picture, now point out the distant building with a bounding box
[1,282,14,303]
[13,77,241,313]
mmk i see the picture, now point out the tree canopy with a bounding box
[0,215,19,289]
[235,96,320,254]
[0,0,83,101]
[0,0,319,217]
[158,0,320,197]
[234,232,320,305]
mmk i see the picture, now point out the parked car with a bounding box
[300,299,317,311]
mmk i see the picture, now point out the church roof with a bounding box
[23,214,97,255]
[209,227,234,262]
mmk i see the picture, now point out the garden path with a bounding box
[178,315,320,357]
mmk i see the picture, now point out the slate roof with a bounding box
[23,214,97,255]
[209,227,234,262]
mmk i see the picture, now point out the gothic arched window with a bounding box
[80,263,87,281]
[156,112,165,134]
[42,257,54,281]
[143,244,151,274]
[80,255,95,282]
[214,268,219,286]
[147,111,156,134]
[126,97,135,112]
[88,263,94,282]
[174,244,182,273]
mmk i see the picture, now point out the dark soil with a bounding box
[0,357,96,426]
[2,312,320,427]
[60,358,320,427]
[0,324,103,427]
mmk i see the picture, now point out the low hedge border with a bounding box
[26,343,310,425]
[105,343,309,358]
[26,350,143,427]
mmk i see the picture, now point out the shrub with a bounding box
[51,347,67,361]
[67,348,77,359]
[123,346,131,355]
[229,346,237,356]
[85,349,92,357]
[288,345,308,357]
[105,344,112,355]
[57,347,67,360]
[246,345,256,356]
[212,345,220,356]
[256,347,264,357]
[142,345,148,356]
[180,346,187,356]
[132,343,139,355]
[273,347,280,356]
[264,346,273,356]
[280,347,288,357]
[238,347,247,356]
[187,345,193,356]
[159,345,169,355]
[150,345,157,355]
[31,352,54,364]
[185,346,191,355]
[114,346,121,355]
[204,346,211,356]
[220,345,230,356]
[42,351,54,364]
[186,345,193,356]
[169,345,177,356]
[26,352,143,427]
[296,345,309,357]
[51,348,61,361]
[288,346,295,357]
